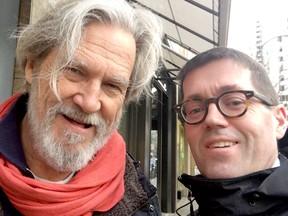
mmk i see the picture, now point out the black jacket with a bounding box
[179,155,288,216]
[0,94,160,216]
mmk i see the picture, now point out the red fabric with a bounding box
[0,94,126,216]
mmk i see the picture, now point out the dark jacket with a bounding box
[0,94,160,216]
[179,155,288,216]
[278,130,288,158]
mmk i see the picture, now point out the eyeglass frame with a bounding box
[174,90,275,125]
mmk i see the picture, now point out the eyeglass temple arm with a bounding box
[253,93,275,106]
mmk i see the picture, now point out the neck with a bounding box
[21,114,72,182]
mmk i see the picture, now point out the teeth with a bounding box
[209,141,235,148]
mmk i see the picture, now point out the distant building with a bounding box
[255,18,288,109]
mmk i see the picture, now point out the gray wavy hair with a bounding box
[16,0,163,104]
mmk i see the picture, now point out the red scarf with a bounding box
[0,94,126,216]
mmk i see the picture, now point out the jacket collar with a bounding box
[179,155,288,215]
[0,94,28,171]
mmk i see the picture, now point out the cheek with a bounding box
[184,126,200,148]
[57,78,79,98]
[32,80,56,115]
[101,101,124,124]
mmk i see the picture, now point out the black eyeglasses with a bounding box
[174,90,275,125]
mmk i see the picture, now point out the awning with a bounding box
[128,0,231,78]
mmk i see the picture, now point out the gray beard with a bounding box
[27,82,121,172]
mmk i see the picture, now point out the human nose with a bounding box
[203,103,229,128]
[72,82,102,113]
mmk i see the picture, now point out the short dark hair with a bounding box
[178,47,278,105]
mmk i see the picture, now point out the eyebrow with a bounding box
[67,59,88,69]
[218,84,240,94]
[184,84,241,100]
[109,76,130,90]
[68,59,129,86]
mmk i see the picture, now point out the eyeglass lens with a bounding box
[182,91,248,124]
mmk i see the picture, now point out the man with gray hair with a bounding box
[0,0,163,215]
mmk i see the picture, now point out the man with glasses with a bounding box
[175,47,288,215]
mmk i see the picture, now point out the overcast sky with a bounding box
[227,0,288,57]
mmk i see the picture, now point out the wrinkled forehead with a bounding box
[181,59,254,99]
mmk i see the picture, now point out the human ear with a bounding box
[25,59,35,84]
[274,105,287,139]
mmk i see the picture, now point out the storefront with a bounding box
[0,0,230,214]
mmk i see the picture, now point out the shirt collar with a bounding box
[272,158,280,168]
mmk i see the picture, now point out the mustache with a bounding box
[47,102,107,127]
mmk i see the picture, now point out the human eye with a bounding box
[103,81,127,96]
[61,66,83,82]
[184,101,204,117]
[106,83,122,91]
[228,99,244,106]
[190,107,202,114]
[221,93,246,109]
[67,67,80,74]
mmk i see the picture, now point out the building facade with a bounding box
[0,0,230,214]
[255,14,288,110]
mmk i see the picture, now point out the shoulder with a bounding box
[125,153,160,215]
[93,153,160,215]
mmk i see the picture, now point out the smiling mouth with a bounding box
[63,115,93,129]
[208,141,237,148]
